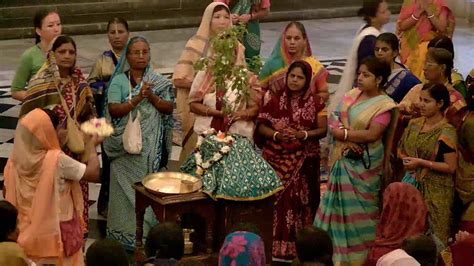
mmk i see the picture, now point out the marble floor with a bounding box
[0,14,473,255]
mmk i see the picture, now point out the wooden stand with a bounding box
[133,183,216,264]
[216,197,274,261]
[133,182,275,264]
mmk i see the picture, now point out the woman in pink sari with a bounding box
[397,0,455,79]
[4,109,100,265]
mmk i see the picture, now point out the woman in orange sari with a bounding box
[397,0,455,79]
[4,109,100,265]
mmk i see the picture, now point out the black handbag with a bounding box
[344,143,371,169]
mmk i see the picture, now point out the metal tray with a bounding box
[142,172,202,195]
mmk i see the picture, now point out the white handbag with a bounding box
[122,74,142,154]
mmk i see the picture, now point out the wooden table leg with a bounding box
[205,204,214,254]
[134,190,148,263]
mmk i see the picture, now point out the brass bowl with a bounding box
[142,172,202,195]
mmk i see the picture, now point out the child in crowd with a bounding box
[0,200,29,266]
[294,226,333,266]
[85,239,129,266]
[401,235,438,266]
[144,222,185,266]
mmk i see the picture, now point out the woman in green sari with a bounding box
[399,83,457,246]
[314,57,398,265]
[214,0,270,61]
[104,36,174,250]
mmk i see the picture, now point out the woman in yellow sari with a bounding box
[397,0,455,79]
[259,21,329,103]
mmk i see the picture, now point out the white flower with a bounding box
[221,146,231,154]
[224,136,234,143]
[202,162,211,169]
[213,153,222,161]
[195,153,202,164]
[196,167,204,176]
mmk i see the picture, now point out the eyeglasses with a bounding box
[128,49,149,57]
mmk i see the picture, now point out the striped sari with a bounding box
[172,2,231,164]
[314,88,397,265]
[19,52,95,234]
[103,37,174,250]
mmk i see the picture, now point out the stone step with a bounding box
[0,0,108,6]
[0,2,205,27]
[0,0,402,40]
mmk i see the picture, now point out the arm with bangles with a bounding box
[108,81,172,118]
[403,142,457,175]
[258,115,327,142]
[332,121,387,144]
[81,135,101,183]
[189,101,225,118]
[331,112,390,153]
[236,1,270,24]
[398,1,448,33]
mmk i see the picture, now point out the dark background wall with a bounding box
[0,0,403,40]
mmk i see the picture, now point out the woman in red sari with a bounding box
[365,182,428,265]
[255,60,327,263]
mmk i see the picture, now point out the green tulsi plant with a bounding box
[194,25,262,115]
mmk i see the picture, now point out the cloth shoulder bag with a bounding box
[57,85,85,154]
[122,74,142,154]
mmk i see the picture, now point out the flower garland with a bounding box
[194,129,235,176]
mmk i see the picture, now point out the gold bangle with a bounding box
[273,131,280,141]
[303,130,308,141]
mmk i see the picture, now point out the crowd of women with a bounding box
[1,0,474,265]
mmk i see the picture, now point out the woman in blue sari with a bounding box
[88,17,129,217]
[374,32,421,103]
[104,36,174,250]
